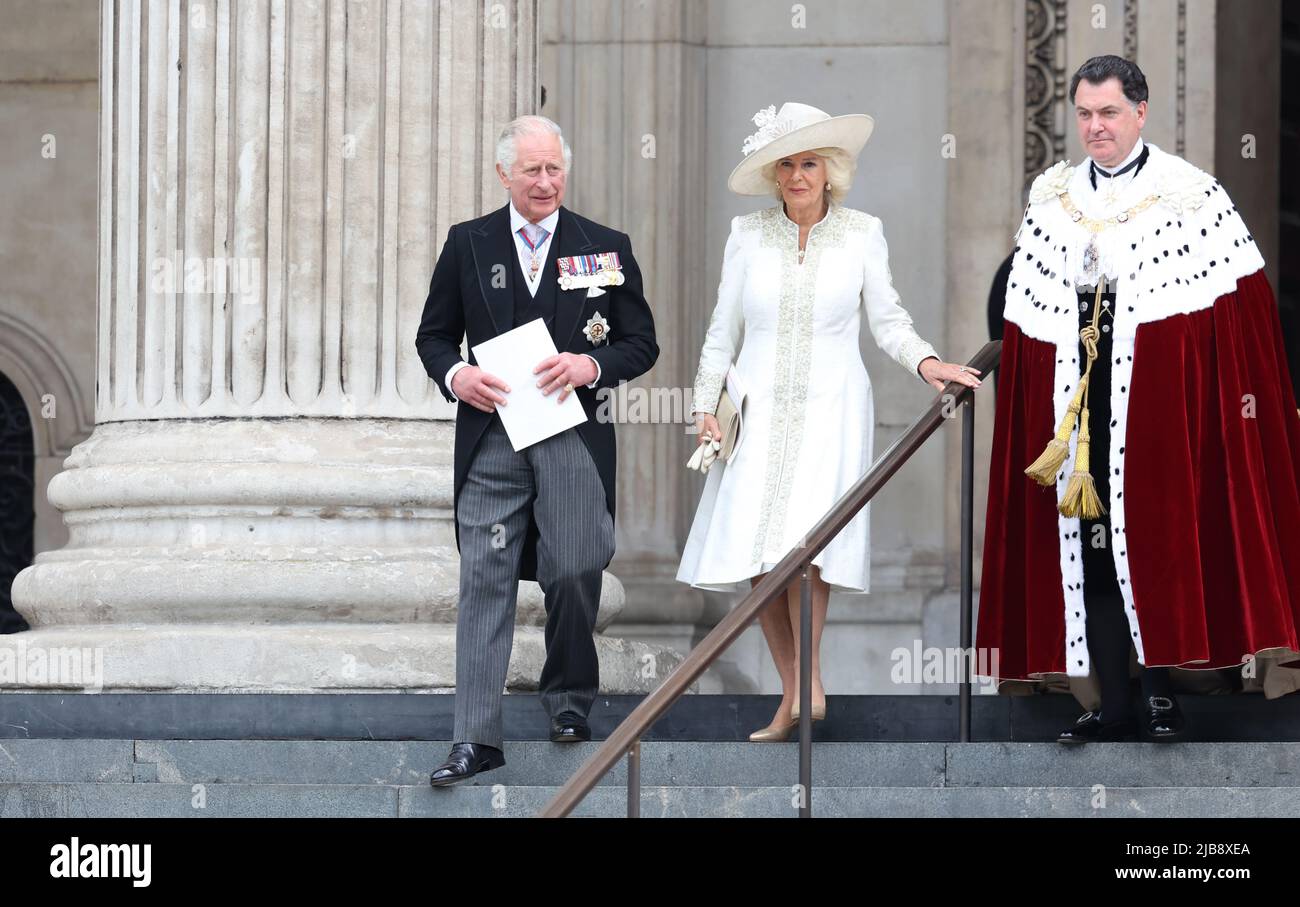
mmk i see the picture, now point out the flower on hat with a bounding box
[741,105,796,157]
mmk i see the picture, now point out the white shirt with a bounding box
[444,201,600,401]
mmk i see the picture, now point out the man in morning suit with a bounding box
[416,115,658,785]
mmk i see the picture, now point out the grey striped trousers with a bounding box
[453,418,615,750]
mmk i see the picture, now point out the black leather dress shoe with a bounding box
[1056,711,1139,745]
[428,742,505,787]
[1144,695,1187,741]
[549,714,591,743]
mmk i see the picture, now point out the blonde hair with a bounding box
[761,147,855,205]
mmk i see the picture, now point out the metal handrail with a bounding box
[539,340,1003,818]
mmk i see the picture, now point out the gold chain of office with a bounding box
[1057,190,1161,231]
[1021,188,1162,518]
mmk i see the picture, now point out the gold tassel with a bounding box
[1058,406,1107,518]
[1024,376,1088,486]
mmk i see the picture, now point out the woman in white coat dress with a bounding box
[676,103,983,741]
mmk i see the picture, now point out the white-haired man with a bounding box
[417,116,658,785]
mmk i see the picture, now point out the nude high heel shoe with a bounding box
[790,700,826,722]
[748,718,798,742]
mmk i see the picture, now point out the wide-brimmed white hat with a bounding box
[727,102,875,196]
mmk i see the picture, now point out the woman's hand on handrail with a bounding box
[919,357,983,393]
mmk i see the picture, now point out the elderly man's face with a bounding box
[497,132,566,222]
[1074,76,1146,169]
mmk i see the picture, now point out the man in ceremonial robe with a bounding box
[977,55,1300,742]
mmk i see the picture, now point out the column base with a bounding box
[0,624,683,694]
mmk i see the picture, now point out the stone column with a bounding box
[8,0,675,693]
[926,0,1022,693]
[540,0,712,658]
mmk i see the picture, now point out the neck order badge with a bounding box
[518,225,550,279]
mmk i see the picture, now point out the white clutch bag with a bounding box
[687,366,746,473]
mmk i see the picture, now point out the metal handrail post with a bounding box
[960,396,974,743]
[799,564,812,818]
[627,740,640,818]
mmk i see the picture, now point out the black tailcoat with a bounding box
[415,204,659,580]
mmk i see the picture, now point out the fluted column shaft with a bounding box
[98,0,536,422]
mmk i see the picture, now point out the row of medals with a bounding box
[527,250,626,291]
[558,269,625,291]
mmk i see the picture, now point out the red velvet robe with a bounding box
[977,145,1300,681]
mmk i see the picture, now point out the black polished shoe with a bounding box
[428,742,505,787]
[549,713,591,743]
[1144,695,1187,741]
[1056,711,1139,745]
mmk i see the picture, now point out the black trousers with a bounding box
[1077,284,1172,719]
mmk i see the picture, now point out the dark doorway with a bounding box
[1281,0,1299,397]
[0,371,33,633]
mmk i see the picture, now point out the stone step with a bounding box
[4,781,1300,818]
[5,692,1298,741]
[4,740,1300,790]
